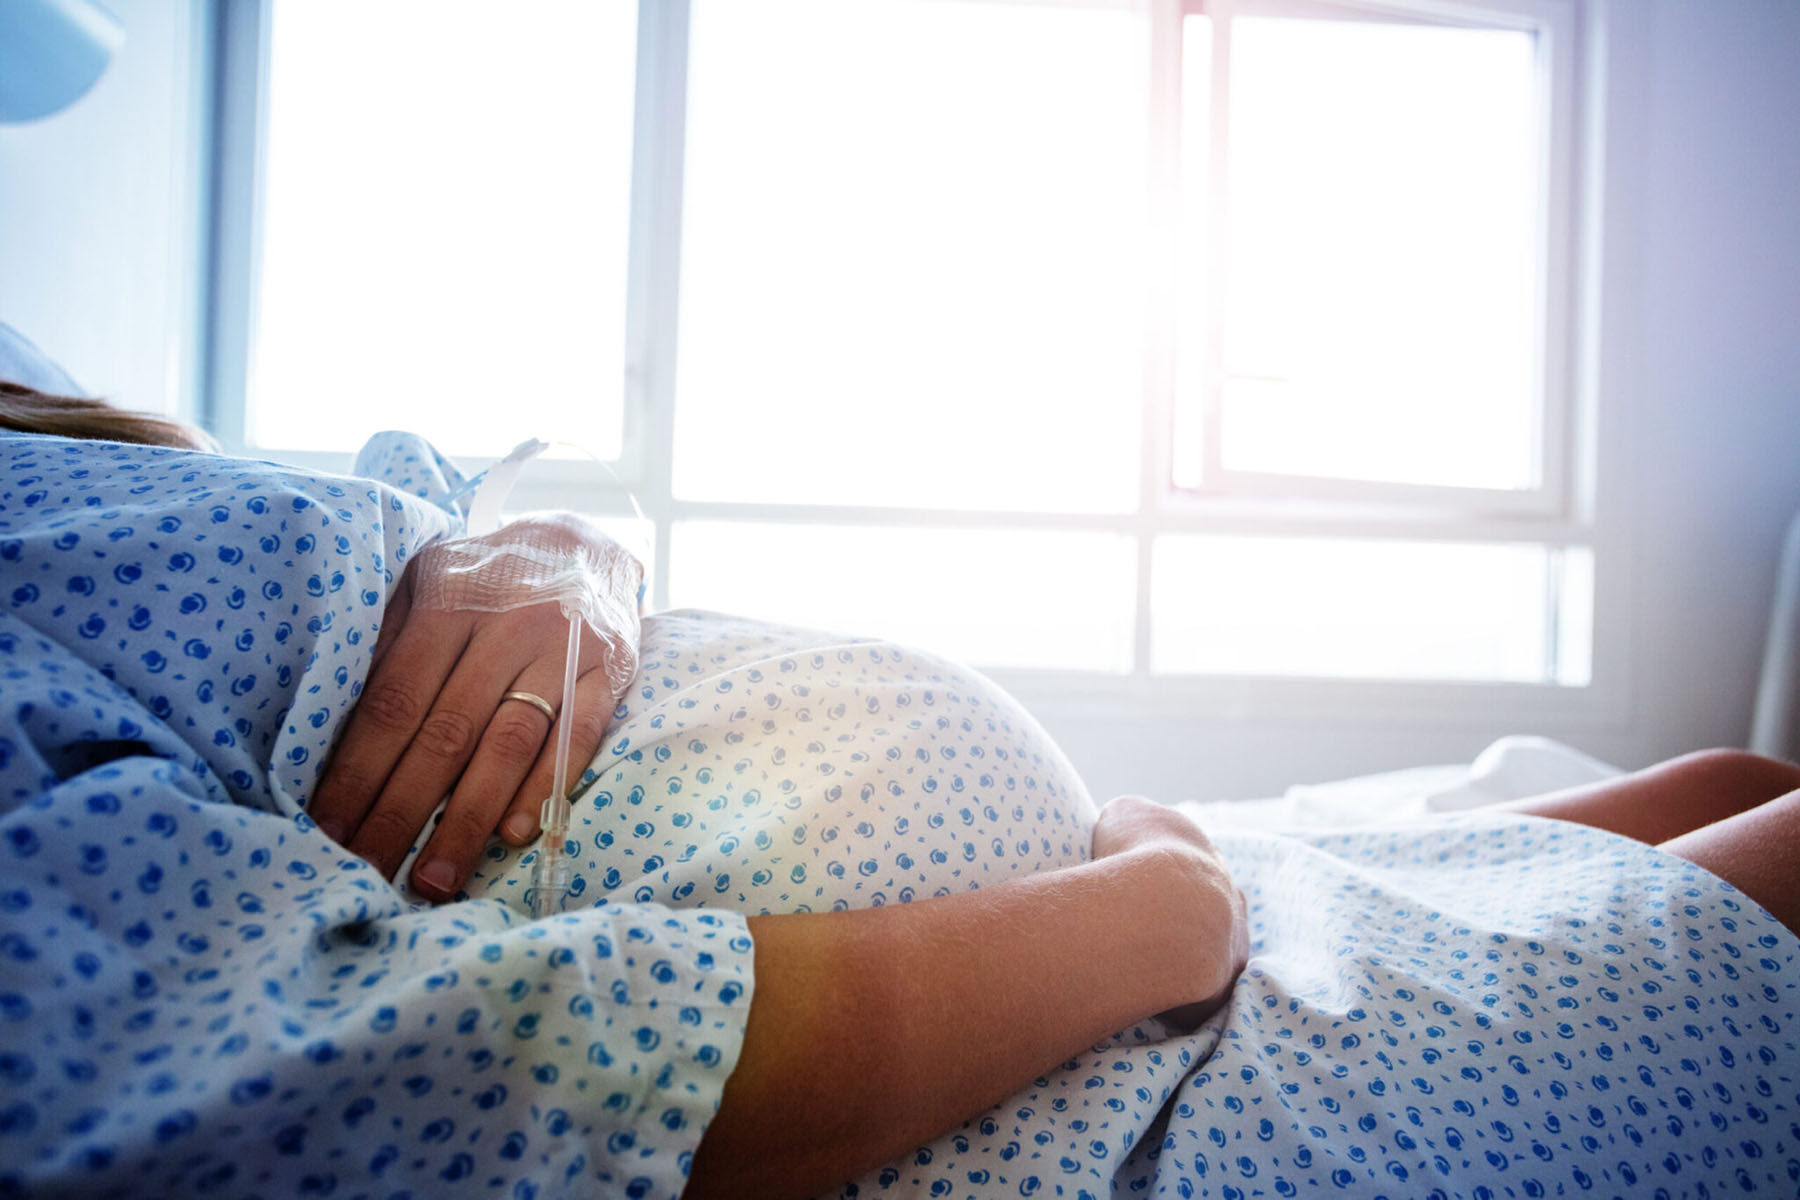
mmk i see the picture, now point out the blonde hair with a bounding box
[0,381,218,452]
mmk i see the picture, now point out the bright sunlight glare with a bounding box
[671,521,1136,673]
[1176,16,1541,491]
[1153,535,1553,681]
[253,0,635,459]
[673,0,1145,513]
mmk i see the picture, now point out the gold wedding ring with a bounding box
[500,690,556,722]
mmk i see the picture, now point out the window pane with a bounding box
[1554,545,1593,687]
[1152,535,1566,682]
[675,0,1146,512]
[669,522,1136,673]
[252,0,635,457]
[1177,16,1541,490]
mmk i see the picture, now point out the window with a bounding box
[673,0,1144,515]
[210,0,1596,713]
[247,0,637,458]
[1175,9,1552,500]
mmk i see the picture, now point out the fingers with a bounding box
[1092,794,1218,861]
[1093,795,1247,1032]
[347,611,560,878]
[497,662,620,845]
[310,607,469,846]
[1149,880,1249,1033]
[406,624,622,902]
[315,596,626,899]
[406,667,565,902]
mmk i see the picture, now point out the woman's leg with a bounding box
[1660,788,1800,936]
[1499,747,1800,845]
[1500,747,1800,936]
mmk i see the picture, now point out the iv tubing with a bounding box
[530,611,583,918]
[455,435,647,919]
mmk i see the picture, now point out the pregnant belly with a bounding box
[465,609,1097,916]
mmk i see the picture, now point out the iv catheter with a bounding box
[530,610,584,919]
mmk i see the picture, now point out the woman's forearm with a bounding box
[684,844,1237,1200]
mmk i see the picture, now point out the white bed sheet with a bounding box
[1176,733,1620,832]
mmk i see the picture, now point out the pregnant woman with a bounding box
[325,595,1800,1200]
[3,384,1797,1199]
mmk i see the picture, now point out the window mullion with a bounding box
[1141,0,1185,678]
[626,0,691,614]
[1535,0,1578,517]
[1542,543,1565,682]
[1200,0,1235,490]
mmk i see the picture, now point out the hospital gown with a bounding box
[4,431,1797,1199]
[465,614,1800,1199]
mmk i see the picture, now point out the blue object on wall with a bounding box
[0,0,124,123]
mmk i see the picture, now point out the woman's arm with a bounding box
[687,798,1247,1200]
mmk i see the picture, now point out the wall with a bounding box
[2,1,1796,803]
[1623,0,1800,771]
[0,0,203,416]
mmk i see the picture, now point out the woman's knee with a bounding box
[1657,748,1800,803]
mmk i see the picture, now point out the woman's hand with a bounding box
[689,799,1251,1200]
[1091,795,1250,1027]
[309,515,640,903]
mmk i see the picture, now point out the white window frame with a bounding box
[201,0,1620,732]
[1164,0,1579,519]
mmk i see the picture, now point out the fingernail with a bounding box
[416,859,458,896]
[502,813,536,843]
[316,818,346,844]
